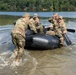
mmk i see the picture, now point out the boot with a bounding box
[60,43,64,47]
[59,37,64,47]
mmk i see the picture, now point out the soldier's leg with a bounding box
[58,34,64,46]
[60,37,64,45]
[18,39,25,58]
[46,30,55,36]
[13,39,18,57]
[39,25,44,34]
[11,33,19,58]
[15,34,25,62]
[36,24,44,34]
[55,31,64,46]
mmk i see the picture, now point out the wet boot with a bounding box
[60,43,64,47]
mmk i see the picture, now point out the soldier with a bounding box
[57,16,67,45]
[30,13,44,34]
[58,16,67,34]
[46,13,59,36]
[46,16,67,47]
[56,16,67,46]
[48,13,59,24]
[54,13,59,21]
[11,13,30,62]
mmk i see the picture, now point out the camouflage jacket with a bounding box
[50,21,67,34]
[11,18,29,37]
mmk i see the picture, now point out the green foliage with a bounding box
[0,0,76,11]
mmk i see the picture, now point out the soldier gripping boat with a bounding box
[11,13,70,64]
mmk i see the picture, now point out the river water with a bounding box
[0,12,76,75]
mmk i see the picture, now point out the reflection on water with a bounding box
[0,15,20,25]
[0,16,76,75]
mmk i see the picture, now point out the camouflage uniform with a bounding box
[47,16,67,46]
[11,13,30,61]
[58,20,67,34]
[46,13,58,36]
[34,21,43,34]
[57,20,67,46]
[29,18,37,33]
[29,14,43,34]
[48,13,58,24]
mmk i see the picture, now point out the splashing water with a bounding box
[0,25,38,75]
[0,48,38,75]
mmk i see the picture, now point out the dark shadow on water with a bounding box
[25,46,60,51]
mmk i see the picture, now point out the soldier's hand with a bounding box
[63,31,67,34]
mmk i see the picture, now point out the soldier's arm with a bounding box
[48,17,53,23]
[44,23,55,31]
[48,23,54,30]
[62,23,67,33]
[35,24,41,29]
[29,22,37,33]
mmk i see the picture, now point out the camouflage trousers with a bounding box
[46,30,64,45]
[11,33,25,60]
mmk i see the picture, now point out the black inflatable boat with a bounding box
[25,29,60,49]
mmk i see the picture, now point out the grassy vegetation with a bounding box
[0,0,76,11]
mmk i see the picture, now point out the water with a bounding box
[0,12,76,75]
[0,11,76,18]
